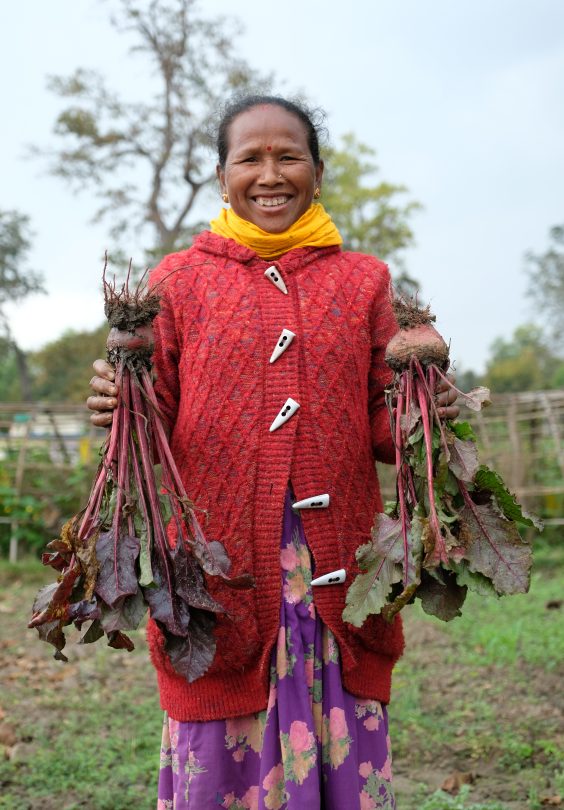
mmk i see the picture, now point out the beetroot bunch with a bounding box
[29,269,251,681]
[343,299,539,627]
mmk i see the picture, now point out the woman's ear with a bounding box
[315,159,324,190]
[216,164,226,195]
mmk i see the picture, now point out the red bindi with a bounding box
[266,146,272,151]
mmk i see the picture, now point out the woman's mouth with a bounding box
[253,196,291,208]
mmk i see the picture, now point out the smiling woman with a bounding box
[216,102,323,233]
[87,93,457,810]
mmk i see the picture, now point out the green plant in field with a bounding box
[499,737,534,770]
[0,445,96,556]
[0,484,45,551]
[420,785,508,810]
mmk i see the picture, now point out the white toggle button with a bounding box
[292,494,330,510]
[311,569,346,587]
[269,398,300,432]
[264,266,288,294]
[269,329,296,364]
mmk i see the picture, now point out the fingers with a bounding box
[90,410,114,428]
[89,375,118,397]
[88,359,117,427]
[90,358,117,397]
[87,394,117,412]
[435,378,459,420]
[437,403,460,420]
[436,387,458,408]
[93,358,115,380]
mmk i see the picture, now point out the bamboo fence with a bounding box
[377,390,564,524]
[1,390,563,560]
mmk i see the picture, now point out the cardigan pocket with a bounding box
[206,583,262,673]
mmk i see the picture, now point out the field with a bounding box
[0,543,562,810]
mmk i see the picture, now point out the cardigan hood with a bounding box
[145,234,404,721]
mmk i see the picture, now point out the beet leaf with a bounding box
[29,262,251,680]
[343,297,539,626]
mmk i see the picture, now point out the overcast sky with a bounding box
[1,0,563,373]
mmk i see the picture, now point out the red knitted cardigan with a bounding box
[146,231,404,722]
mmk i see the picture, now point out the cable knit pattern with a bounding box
[146,231,404,721]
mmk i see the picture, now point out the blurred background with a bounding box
[0,2,562,809]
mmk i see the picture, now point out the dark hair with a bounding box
[216,94,326,168]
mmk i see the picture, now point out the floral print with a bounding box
[157,488,395,808]
[225,713,266,763]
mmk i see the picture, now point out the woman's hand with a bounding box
[87,359,118,427]
[436,376,459,420]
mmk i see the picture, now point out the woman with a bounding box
[89,95,458,810]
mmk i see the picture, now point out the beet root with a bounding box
[385,322,449,372]
[106,325,154,353]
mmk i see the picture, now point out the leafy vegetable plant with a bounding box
[344,299,540,626]
[29,267,252,681]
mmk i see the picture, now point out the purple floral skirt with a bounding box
[157,489,395,809]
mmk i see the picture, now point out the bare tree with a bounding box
[40,0,270,257]
[526,224,564,353]
[0,210,45,400]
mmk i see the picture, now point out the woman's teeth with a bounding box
[255,196,289,207]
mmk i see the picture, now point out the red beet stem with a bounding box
[415,376,449,566]
[140,368,190,501]
[394,388,411,587]
[411,357,450,459]
[128,430,153,564]
[128,375,174,593]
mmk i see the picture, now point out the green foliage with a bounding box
[0,323,107,403]
[30,323,107,402]
[419,786,507,810]
[484,323,564,392]
[0,446,94,556]
[0,210,44,316]
[0,485,45,550]
[526,224,564,352]
[0,343,23,401]
[391,542,563,808]
[322,133,421,286]
[0,210,44,399]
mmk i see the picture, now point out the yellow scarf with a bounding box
[209,203,342,260]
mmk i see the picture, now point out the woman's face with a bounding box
[217,105,324,233]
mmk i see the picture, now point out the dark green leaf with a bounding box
[451,561,499,598]
[475,466,543,528]
[450,420,477,442]
[417,569,467,621]
[80,619,105,644]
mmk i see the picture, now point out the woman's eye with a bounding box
[280,155,298,162]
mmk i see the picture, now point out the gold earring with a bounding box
[221,192,229,203]
[314,187,321,199]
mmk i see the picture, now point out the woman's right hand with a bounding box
[87,359,118,427]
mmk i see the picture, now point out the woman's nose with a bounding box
[258,160,282,185]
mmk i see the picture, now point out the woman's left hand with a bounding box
[436,377,459,420]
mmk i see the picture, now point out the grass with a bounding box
[390,540,564,809]
[0,560,160,810]
[0,542,562,809]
